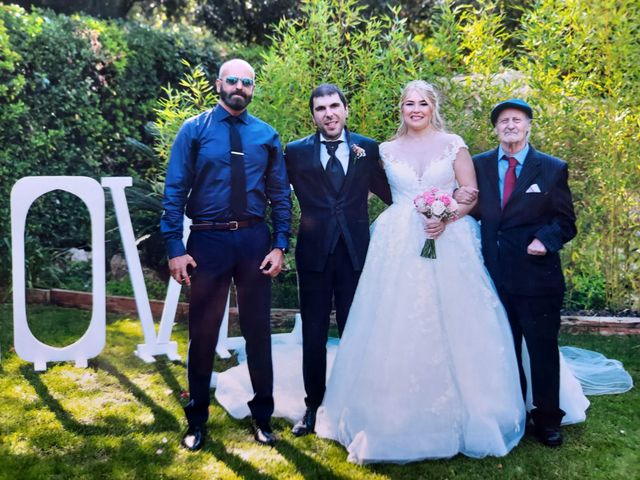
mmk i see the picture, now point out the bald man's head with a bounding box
[216,59,256,113]
[218,59,255,79]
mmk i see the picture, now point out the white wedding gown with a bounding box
[214,134,631,464]
[314,135,528,463]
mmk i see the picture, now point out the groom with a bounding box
[458,99,577,447]
[285,84,392,436]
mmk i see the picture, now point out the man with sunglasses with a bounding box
[161,58,291,451]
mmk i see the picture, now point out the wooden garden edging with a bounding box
[25,288,639,335]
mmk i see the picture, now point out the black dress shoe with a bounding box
[252,420,277,446]
[536,426,563,447]
[181,424,206,451]
[291,408,317,437]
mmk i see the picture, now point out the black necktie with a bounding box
[322,140,345,192]
[226,116,247,216]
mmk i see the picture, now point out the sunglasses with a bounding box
[221,76,255,87]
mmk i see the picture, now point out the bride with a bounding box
[312,80,528,463]
[214,81,630,464]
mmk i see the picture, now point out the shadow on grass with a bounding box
[205,437,281,480]
[21,364,114,437]
[95,358,182,432]
[0,435,178,478]
[275,438,349,480]
[18,362,282,479]
[154,356,187,405]
[20,359,181,436]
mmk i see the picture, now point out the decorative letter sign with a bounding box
[11,177,106,371]
[10,176,300,377]
[101,177,180,363]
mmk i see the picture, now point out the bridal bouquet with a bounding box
[413,187,459,259]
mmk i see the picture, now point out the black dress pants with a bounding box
[297,237,361,410]
[499,290,566,428]
[184,222,274,427]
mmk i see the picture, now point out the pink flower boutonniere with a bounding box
[351,143,366,160]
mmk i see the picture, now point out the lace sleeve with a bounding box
[378,141,395,166]
[446,134,469,165]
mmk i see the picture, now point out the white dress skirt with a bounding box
[214,136,630,464]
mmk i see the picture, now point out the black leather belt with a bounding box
[190,218,263,231]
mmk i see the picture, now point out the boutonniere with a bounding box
[351,143,366,160]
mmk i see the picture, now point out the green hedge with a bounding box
[152,0,639,311]
[2,1,638,312]
[0,4,221,284]
[259,0,640,312]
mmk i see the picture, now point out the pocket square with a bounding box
[525,184,541,193]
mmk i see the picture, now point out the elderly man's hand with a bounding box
[527,238,547,256]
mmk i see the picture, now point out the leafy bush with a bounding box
[271,269,299,309]
[5,0,638,311]
[150,0,424,308]
[420,0,640,311]
[149,0,639,311]
[106,276,176,301]
[0,4,222,286]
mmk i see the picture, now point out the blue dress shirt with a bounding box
[497,143,529,205]
[161,104,292,259]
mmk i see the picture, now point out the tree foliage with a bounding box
[253,0,424,143]
[152,0,425,235]
[2,0,637,310]
[515,0,640,310]
[10,0,136,18]
[152,0,639,310]
[0,4,222,284]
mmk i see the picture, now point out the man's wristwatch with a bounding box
[275,247,288,254]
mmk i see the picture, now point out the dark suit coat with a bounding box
[285,130,391,272]
[473,146,577,296]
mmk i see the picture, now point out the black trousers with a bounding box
[297,237,361,410]
[184,222,274,427]
[499,290,565,428]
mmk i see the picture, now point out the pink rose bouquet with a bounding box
[413,187,459,259]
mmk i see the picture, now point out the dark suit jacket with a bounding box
[473,146,576,296]
[285,130,391,272]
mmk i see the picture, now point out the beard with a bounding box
[220,88,253,111]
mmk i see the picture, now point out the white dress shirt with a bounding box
[320,130,349,175]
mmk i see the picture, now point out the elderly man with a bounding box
[458,99,577,447]
[161,59,291,450]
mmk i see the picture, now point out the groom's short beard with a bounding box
[220,89,253,111]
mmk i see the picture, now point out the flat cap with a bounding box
[491,99,533,125]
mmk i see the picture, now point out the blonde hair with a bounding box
[394,80,445,138]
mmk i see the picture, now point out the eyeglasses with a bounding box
[220,76,254,87]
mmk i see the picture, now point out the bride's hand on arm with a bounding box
[453,148,478,218]
[454,185,478,205]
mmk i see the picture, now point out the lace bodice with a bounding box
[380,134,467,206]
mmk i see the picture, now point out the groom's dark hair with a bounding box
[309,84,348,113]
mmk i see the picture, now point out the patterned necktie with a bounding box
[502,156,518,208]
[322,140,345,192]
[226,116,247,216]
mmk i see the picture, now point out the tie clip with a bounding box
[231,151,245,156]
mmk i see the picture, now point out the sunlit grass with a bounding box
[0,304,637,479]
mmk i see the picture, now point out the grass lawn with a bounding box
[0,304,638,479]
